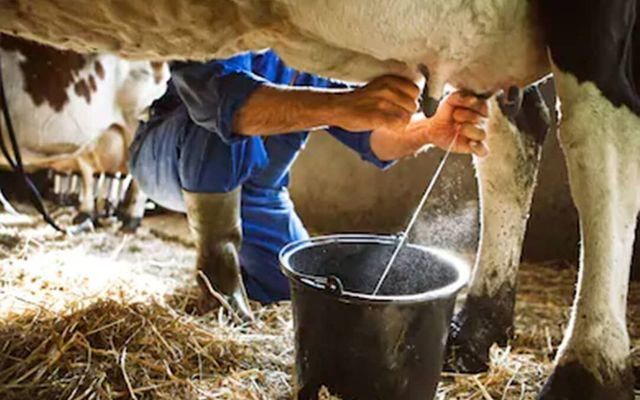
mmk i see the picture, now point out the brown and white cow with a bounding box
[0,1,638,398]
[0,35,169,230]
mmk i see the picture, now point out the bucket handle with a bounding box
[300,274,344,296]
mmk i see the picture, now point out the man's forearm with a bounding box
[233,74,421,136]
[369,117,432,161]
[234,84,427,161]
[233,85,348,135]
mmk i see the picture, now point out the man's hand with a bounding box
[424,91,489,156]
[333,75,421,133]
[370,91,490,161]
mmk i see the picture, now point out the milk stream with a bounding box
[371,132,461,296]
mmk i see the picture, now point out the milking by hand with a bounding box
[235,74,490,160]
[370,91,489,160]
[128,50,489,320]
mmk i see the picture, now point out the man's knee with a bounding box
[128,114,186,211]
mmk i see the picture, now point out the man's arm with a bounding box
[231,85,345,135]
[172,53,420,145]
[173,56,488,160]
[324,128,395,169]
[324,91,490,169]
[233,75,420,136]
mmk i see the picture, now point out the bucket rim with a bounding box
[279,233,470,304]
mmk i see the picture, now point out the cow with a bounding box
[0,34,169,230]
[0,1,636,398]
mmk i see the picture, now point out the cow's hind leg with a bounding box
[537,65,638,400]
[445,85,551,372]
[119,178,147,233]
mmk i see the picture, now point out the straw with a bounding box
[1,208,639,399]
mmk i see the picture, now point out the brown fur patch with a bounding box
[94,61,105,80]
[150,61,165,84]
[73,79,91,104]
[0,34,88,112]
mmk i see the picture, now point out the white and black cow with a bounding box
[0,1,638,398]
[0,35,169,230]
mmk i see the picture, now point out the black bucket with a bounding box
[280,234,470,400]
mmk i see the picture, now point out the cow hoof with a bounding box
[444,323,492,373]
[538,361,634,400]
[67,213,96,235]
[119,216,142,233]
[72,212,95,226]
[443,289,515,373]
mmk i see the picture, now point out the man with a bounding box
[129,50,488,319]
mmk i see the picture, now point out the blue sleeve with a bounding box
[295,71,352,90]
[326,127,395,169]
[171,54,265,144]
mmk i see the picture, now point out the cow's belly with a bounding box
[0,0,549,94]
[276,0,550,95]
[8,109,114,152]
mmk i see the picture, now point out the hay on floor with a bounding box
[0,293,294,399]
[1,211,638,399]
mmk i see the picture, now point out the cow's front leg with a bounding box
[119,178,147,233]
[538,67,638,400]
[73,156,97,225]
[445,85,551,372]
[117,123,147,233]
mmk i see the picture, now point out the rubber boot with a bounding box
[182,188,254,321]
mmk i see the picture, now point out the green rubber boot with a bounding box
[183,188,253,321]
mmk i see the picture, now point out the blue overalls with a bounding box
[129,50,391,303]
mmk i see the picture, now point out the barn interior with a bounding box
[1,28,639,400]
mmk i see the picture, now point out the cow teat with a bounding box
[497,86,523,119]
[418,63,441,118]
